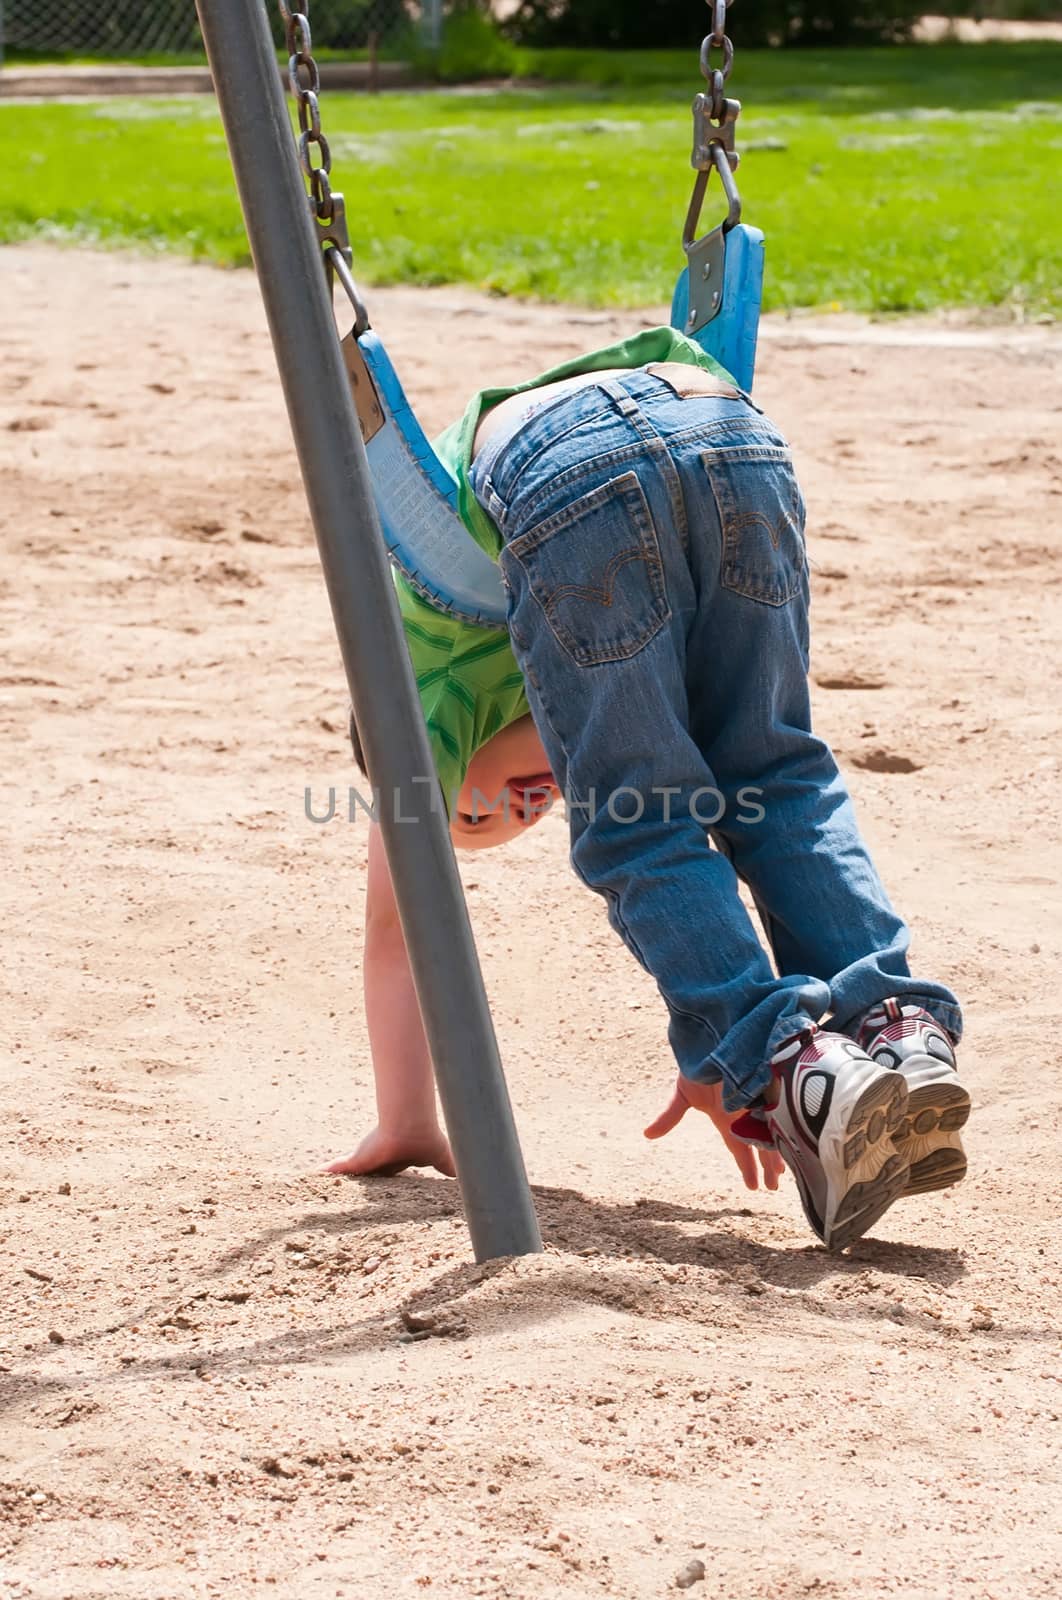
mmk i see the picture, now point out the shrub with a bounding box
[503,2,925,49]
[435,3,518,79]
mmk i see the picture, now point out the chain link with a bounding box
[277,0,366,328]
[683,0,743,276]
[700,0,736,122]
[691,0,741,178]
[279,3,335,224]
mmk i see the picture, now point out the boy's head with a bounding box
[349,710,559,851]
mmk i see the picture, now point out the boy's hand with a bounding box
[644,1076,785,1193]
[325,1125,456,1179]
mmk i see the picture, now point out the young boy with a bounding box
[327,328,969,1252]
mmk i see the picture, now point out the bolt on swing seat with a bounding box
[338,15,763,630]
[671,222,763,398]
[670,75,764,400]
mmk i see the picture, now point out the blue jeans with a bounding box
[470,370,962,1111]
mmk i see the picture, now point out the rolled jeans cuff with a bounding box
[832,994,964,1046]
[897,995,964,1045]
[709,1008,822,1114]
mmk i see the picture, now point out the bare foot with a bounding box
[324,1125,456,1179]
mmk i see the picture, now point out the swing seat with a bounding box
[344,328,510,628]
[670,221,765,395]
[343,225,765,630]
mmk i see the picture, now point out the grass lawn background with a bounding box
[0,43,1058,315]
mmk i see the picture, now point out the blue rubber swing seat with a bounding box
[347,223,765,630]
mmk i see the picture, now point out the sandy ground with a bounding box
[1,246,1060,1600]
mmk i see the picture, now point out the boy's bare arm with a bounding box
[325,824,454,1177]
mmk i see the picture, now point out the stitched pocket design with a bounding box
[501,470,670,667]
[703,443,806,606]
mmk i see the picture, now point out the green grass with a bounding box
[2,51,212,66]
[1,43,1058,315]
[3,47,399,66]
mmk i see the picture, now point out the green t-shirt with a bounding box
[397,325,734,811]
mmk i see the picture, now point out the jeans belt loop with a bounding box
[598,377,641,419]
[487,486,508,527]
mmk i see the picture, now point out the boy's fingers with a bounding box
[725,1133,761,1190]
[732,1140,758,1189]
[644,1081,786,1196]
[643,1088,689,1140]
[760,1148,784,1191]
[435,1146,457,1179]
[323,1151,408,1177]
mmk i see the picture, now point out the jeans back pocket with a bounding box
[501,470,670,667]
[703,442,806,606]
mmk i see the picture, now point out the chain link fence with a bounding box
[0,0,439,62]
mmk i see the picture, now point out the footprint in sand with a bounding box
[850,748,923,773]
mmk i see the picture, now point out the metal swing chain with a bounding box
[701,0,736,125]
[684,0,743,252]
[278,0,369,333]
[679,0,745,331]
[278,2,336,225]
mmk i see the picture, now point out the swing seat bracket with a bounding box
[682,223,728,334]
[691,90,740,175]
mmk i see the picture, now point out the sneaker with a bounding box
[852,1000,970,1196]
[734,1027,910,1252]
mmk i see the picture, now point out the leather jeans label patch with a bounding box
[646,361,741,402]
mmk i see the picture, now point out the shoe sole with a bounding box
[895,1078,971,1196]
[825,1070,911,1252]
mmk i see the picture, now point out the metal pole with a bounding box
[196,0,541,1264]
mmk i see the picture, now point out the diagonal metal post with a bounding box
[195,0,541,1264]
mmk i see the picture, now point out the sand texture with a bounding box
[1,247,1060,1599]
